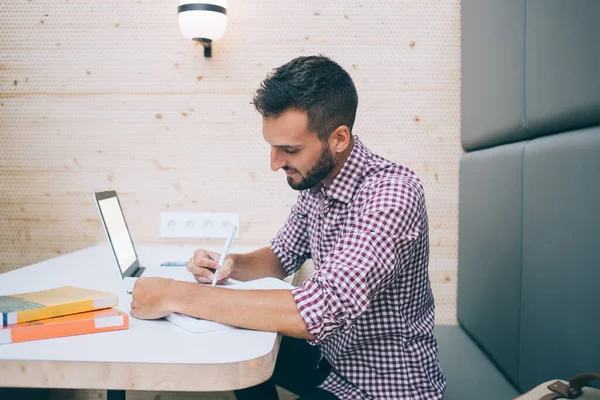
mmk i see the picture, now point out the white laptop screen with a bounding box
[97,196,137,273]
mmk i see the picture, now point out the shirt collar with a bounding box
[309,136,371,204]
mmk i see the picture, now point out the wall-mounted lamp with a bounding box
[178,1,228,58]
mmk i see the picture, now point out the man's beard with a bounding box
[285,146,336,191]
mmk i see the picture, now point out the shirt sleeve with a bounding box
[291,178,426,344]
[270,192,312,276]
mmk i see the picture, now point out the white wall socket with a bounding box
[160,212,240,239]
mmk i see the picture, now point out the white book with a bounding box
[165,277,295,334]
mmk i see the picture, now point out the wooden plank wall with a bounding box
[0,0,461,333]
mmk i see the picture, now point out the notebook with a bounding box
[0,286,118,326]
[0,308,128,344]
[165,277,295,333]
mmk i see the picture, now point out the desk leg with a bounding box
[107,390,126,400]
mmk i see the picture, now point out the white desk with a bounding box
[0,244,281,392]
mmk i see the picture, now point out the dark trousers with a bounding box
[234,336,338,400]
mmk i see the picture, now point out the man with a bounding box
[130,55,446,399]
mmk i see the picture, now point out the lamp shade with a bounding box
[178,1,228,42]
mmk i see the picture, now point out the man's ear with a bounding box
[329,125,352,154]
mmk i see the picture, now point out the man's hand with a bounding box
[130,277,176,320]
[186,248,233,284]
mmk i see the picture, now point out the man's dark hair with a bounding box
[252,55,358,141]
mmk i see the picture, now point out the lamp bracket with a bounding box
[194,38,212,58]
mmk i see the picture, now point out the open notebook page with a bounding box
[165,277,295,333]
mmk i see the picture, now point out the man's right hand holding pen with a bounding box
[186,249,234,285]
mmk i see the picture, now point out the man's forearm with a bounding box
[169,281,315,340]
[228,247,287,281]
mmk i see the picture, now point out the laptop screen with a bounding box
[95,192,138,274]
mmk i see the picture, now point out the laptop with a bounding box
[94,190,196,292]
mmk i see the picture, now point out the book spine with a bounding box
[0,312,129,344]
[4,296,118,326]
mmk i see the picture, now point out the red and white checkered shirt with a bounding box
[271,137,446,399]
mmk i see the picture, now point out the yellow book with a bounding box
[0,286,118,326]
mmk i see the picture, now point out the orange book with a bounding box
[0,308,129,344]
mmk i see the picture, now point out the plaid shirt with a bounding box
[270,137,446,399]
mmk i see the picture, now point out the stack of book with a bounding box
[0,286,129,344]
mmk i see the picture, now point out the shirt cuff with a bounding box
[291,277,351,344]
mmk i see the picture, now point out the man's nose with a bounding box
[270,148,286,172]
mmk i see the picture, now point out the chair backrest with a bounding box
[459,0,600,392]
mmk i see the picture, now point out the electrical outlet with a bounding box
[160,212,240,239]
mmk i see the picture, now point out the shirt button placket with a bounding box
[317,191,327,266]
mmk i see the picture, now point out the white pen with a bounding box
[212,226,237,286]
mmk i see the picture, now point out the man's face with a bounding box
[263,109,336,190]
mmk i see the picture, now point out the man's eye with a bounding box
[282,148,299,154]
